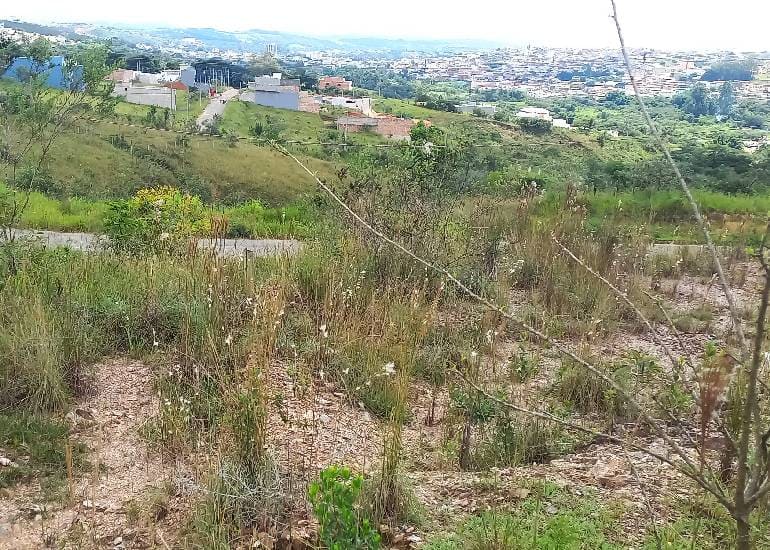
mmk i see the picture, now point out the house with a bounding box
[319,76,353,92]
[300,94,375,116]
[113,83,176,110]
[241,73,301,110]
[107,69,137,84]
[164,80,189,91]
[2,55,84,90]
[336,116,379,133]
[159,65,196,88]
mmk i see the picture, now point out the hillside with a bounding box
[1,109,335,205]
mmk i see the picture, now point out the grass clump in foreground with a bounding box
[424,481,622,550]
[0,413,87,493]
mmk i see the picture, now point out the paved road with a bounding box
[5,229,301,258]
[196,88,239,130]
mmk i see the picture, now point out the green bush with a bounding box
[309,466,381,550]
[553,359,632,420]
[104,185,210,255]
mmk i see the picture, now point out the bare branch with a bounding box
[608,0,748,363]
[271,140,728,503]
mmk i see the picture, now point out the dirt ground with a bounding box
[0,260,760,548]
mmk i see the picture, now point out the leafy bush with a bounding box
[518,117,553,134]
[104,186,210,255]
[309,466,381,550]
[553,359,632,420]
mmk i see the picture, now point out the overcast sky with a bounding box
[3,0,768,51]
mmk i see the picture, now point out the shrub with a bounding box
[309,466,381,550]
[553,359,632,420]
[104,186,210,255]
[518,117,553,134]
[191,458,287,548]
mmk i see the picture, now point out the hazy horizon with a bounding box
[2,0,769,51]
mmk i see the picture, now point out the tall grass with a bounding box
[0,243,285,413]
[501,194,648,336]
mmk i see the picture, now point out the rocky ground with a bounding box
[0,259,759,548]
[0,359,192,549]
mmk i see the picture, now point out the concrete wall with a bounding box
[376,117,414,138]
[242,89,299,111]
[113,84,176,110]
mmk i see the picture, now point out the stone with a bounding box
[113,536,123,546]
[0,457,15,467]
[590,457,631,488]
[75,407,96,420]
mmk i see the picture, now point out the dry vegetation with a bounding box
[2,8,770,549]
[1,183,769,548]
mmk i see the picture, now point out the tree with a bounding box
[517,117,552,134]
[0,40,112,254]
[602,90,631,106]
[702,60,756,82]
[672,83,717,118]
[0,37,23,72]
[718,81,736,118]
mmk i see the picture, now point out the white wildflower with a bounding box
[225,333,233,345]
[383,362,396,376]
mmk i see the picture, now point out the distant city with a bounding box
[2,17,770,108]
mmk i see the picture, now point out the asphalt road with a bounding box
[5,229,301,258]
[196,88,239,130]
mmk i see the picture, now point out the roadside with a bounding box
[4,228,301,257]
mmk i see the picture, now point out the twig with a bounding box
[609,0,748,363]
[271,140,729,506]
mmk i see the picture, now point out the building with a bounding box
[319,76,353,92]
[106,68,137,84]
[159,65,196,88]
[300,94,375,116]
[2,55,84,90]
[113,83,177,110]
[265,43,278,57]
[241,73,301,110]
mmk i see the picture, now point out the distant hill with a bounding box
[0,19,505,55]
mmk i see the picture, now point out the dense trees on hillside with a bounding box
[333,68,415,99]
[673,83,717,118]
[701,59,757,81]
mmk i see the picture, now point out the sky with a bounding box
[2,0,769,51]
